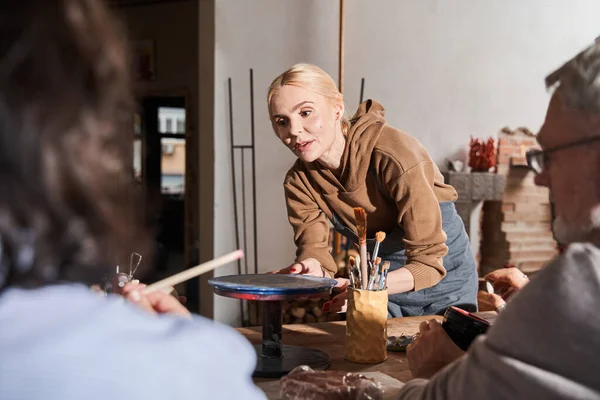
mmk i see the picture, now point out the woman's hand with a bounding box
[322,279,350,313]
[122,283,191,318]
[130,280,187,305]
[484,267,529,299]
[268,258,327,277]
[406,319,465,379]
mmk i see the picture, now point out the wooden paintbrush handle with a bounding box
[143,250,244,295]
[360,244,368,289]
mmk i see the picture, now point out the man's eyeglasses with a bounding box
[526,135,600,174]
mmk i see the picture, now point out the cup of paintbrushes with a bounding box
[345,287,388,363]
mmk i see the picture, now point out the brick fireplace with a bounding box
[479,128,558,276]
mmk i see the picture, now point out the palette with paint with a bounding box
[209,274,337,300]
[209,274,338,378]
[386,335,414,352]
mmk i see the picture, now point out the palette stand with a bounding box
[210,275,336,378]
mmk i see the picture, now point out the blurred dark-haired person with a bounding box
[0,1,264,399]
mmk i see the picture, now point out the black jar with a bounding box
[442,306,490,351]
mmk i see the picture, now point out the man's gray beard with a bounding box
[553,217,587,244]
[552,206,600,245]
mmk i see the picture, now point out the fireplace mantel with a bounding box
[443,171,505,235]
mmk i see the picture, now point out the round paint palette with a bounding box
[208,274,337,299]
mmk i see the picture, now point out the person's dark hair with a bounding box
[0,0,148,290]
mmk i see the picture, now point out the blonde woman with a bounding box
[268,64,477,317]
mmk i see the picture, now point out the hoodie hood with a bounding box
[336,99,387,192]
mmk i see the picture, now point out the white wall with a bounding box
[214,0,600,326]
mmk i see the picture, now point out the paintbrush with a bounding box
[143,249,244,295]
[347,257,356,288]
[354,207,368,289]
[367,257,382,290]
[354,254,362,288]
[378,261,390,290]
[372,231,386,263]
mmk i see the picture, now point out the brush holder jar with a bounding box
[345,288,388,364]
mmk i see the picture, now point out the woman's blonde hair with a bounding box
[267,63,350,135]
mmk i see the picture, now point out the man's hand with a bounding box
[406,319,465,379]
[484,267,529,299]
[477,291,506,312]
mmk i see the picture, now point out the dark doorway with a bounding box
[135,96,188,286]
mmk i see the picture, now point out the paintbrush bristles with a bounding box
[382,261,390,273]
[375,257,381,266]
[353,207,369,289]
[353,207,367,244]
[346,262,355,288]
[372,231,386,264]
[378,261,391,290]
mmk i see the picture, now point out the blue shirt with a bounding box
[0,284,266,400]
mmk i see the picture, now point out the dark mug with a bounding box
[442,306,490,351]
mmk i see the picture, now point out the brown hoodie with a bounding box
[283,100,458,291]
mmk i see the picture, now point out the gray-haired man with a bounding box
[397,39,600,399]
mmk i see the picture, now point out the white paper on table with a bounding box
[256,371,405,400]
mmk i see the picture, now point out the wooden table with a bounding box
[238,312,497,383]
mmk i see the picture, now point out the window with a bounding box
[158,107,185,135]
[133,139,142,181]
[161,138,185,194]
[161,174,185,195]
[133,112,142,181]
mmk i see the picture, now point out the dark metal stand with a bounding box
[211,286,332,379]
[228,69,259,326]
[254,300,330,378]
[262,301,282,358]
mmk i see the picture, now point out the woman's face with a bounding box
[269,85,342,163]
